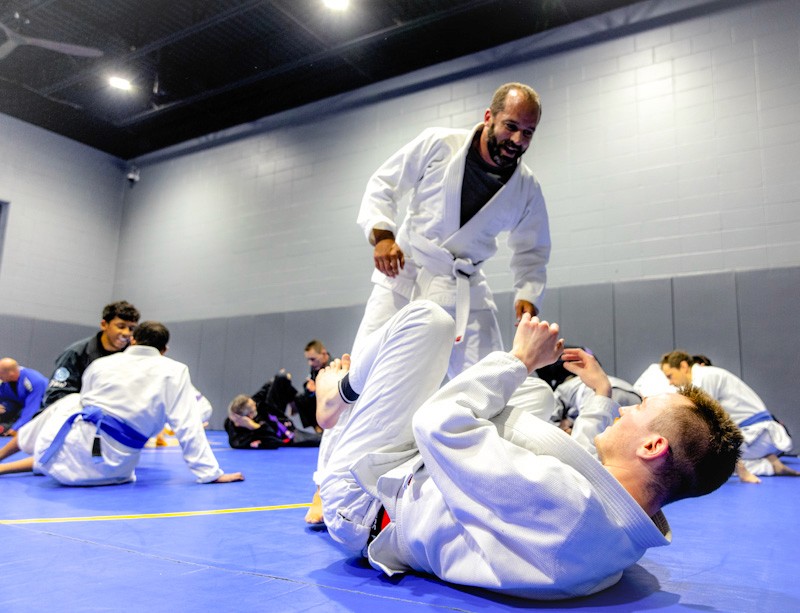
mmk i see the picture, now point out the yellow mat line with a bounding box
[0,502,311,525]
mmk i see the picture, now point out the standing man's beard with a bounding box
[486,123,523,168]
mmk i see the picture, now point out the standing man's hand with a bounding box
[514,299,538,325]
[372,229,405,278]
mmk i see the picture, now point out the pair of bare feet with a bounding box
[736,455,800,484]
[304,354,353,524]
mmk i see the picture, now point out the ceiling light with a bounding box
[323,0,349,10]
[109,76,132,91]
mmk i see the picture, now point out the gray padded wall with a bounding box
[736,267,800,444]
[0,315,34,367]
[164,305,364,429]
[557,284,616,375]
[249,313,290,393]
[159,266,798,451]
[0,315,95,376]
[163,321,203,377]
[613,278,674,384]
[164,319,224,429]
[282,304,365,383]
[536,287,561,324]
[220,316,261,426]
[673,272,742,376]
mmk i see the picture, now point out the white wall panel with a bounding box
[0,115,125,324]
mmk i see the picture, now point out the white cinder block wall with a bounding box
[0,114,126,325]
[2,0,799,326]
[117,0,800,322]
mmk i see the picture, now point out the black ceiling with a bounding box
[0,0,639,160]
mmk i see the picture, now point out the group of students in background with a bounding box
[223,340,327,450]
[0,301,242,485]
[540,348,797,484]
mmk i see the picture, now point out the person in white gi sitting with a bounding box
[660,350,798,484]
[312,300,742,600]
[0,321,243,485]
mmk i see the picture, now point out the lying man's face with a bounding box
[593,394,685,464]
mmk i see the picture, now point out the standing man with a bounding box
[0,321,243,486]
[660,351,798,483]
[0,358,48,435]
[353,82,550,377]
[42,300,140,408]
[306,83,551,525]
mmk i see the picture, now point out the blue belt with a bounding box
[739,411,773,428]
[39,405,149,465]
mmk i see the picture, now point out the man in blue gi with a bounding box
[0,358,48,435]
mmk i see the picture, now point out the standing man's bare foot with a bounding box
[736,460,761,484]
[315,354,352,430]
[305,487,324,525]
[767,454,800,476]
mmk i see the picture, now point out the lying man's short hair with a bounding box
[648,384,742,506]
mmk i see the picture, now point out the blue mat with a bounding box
[1,431,798,612]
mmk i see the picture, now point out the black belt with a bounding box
[368,506,390,544]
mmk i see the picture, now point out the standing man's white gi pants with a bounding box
[313,285,501,487]
[352,284,503,380]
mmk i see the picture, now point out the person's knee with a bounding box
[405,300,454,338]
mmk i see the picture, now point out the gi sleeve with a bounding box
[164,367,224,483]
[356,129,441,240]
[412,351,591,535]
[570,394,618,459]
[506,183,550,309]
[10,371,47,430]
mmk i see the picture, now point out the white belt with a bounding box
[408,233,481,345]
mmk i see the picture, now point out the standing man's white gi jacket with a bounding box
[355,125,550,365]
[346,352,671,600]
[18,345,223,485]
